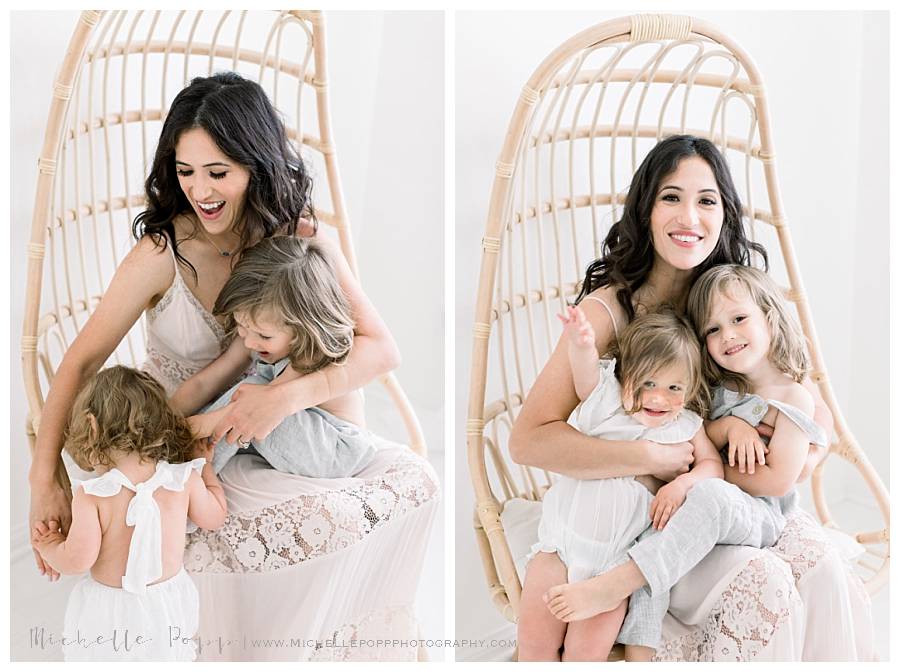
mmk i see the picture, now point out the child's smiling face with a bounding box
[234,310,293,363]
[623,362,690,428]
[702,285,772,375]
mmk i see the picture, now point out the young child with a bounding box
[517,305,724,662]
[170,235,376,477]
[543,265,829,661]
[31,366,227,661]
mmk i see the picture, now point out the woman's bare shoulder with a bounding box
[580,286,627,334]
[120,235,176,301]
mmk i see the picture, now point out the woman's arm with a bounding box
[795,377,833,482]
[29,237,173,579]
[724,386,814,497]
[170,338,252,415]
[212,233,400,443]
[508,288,694,480]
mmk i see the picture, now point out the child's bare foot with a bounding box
[543,561,646,622]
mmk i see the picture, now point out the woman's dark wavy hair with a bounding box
[132,72,316,278]
[574,135,768,320]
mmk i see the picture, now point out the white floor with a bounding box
[456,496,890,662]
[10,449,445,662]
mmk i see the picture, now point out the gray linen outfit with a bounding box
[616,387,828,650]
[204,355,376,477]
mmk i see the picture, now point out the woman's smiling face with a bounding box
[174,127,250,237]
[649,156,724,272]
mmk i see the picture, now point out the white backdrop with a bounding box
[9,9,444,589]
[454,10,889,648]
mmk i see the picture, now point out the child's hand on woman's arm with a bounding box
[649,427,723,529]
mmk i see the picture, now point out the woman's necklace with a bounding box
[196,222,237,257]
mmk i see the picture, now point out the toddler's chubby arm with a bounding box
[31,486,101,575]
[722,384,814,498]
[186,446,228,530]
[558,304,601,401]
[170,337,253,416]
[649,426,724,530]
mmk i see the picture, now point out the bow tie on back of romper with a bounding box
[142,242,229,396]
[73,458,207,594]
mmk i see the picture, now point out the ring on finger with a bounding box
[236,437,250,449]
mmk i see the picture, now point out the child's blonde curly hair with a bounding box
[686,264,810,395]
[605,307,709,417]
[65,366,194,470]
[213,236,355,375]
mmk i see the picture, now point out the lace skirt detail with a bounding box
[184,441,439,661]
[655,509,874,661]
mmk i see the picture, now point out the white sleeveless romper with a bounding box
[529,297,702,583]
[62,459,206,661]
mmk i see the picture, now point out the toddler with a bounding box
[171,235,376,477]
[517,304,723,661]
[32,366,227,661]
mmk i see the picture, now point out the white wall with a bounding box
[9,10,444,557]
[454,10,889,645]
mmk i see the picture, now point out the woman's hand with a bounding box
[726,421,769,475]
[211,383,295,445]
[297,217,316,238]
[647,440,694,482]
[649,479,687,530]
[29,482,71,581]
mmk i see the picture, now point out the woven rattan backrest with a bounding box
[23,10,426,459]
[467,15,888,618]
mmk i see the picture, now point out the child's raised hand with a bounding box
[649,480,687,530]
[726,419,768,475]
[557,304,595,350]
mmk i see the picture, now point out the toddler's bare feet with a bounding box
[543,561,646,622]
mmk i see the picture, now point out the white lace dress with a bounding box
[63,459,206,661]
[141,245,439,661]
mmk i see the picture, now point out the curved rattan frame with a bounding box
[22,10,427,497]
[466,14,889,625]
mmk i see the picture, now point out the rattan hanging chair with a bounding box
[22,9,427,493]
[22,9,434,662]
[465,13,889,633]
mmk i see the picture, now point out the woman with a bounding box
[29,72,438,661]
[510,135,872,661]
